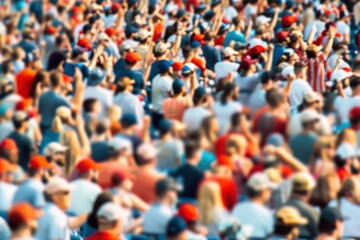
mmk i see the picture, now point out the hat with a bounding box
[320,207,345,224]
[111,170,134,186]
[138,29,152,40]
[256,15,271,26]
[45,177,72,194]
[175,9,187,18]
[248,38,268,49]
[44,26,57,35]
[125,25,138,35]
[219,23,230,33]
[303,91,321,104]
[154,42,170,55]
[118,76,135,88]
[108,137,132,153]
[291,172,315,192]
[193,34,205,42]
[111,2,121,12]
[0,138,18,152]
[194,86,208,100]
[125,52,141,64]
[177,203,198,222]
[97,202,126,222]
[182,63,197,75]
[0,159,15,173]
[191,57,206,72]
[172,79,186,94]
[276,30,290,42]
[285,0,295,8]
[137,143,158,161]
[105,27,120,37]
[204,10,215,20]
[120,113,138,128]
[15,99,32,111]
[233,42,247,51]
[350,106,360,120]
[300,109,320,123]
[118,43,131,54]
[155,178,181,196]
[327,69,353,87]
[76,158,101,173]
[28,155,51,169]
[211,0,221,8]
[247,173,276,191]
[158,59,174,74]
[88,67,107,86]
[166,216,187,237]
[266,133,285,147]
[43,142,67,157]
[276,206,308,225]
[216,155,235,170]
[336,143,358,159]
[247,45,266,58]
[8,203,42,225]
[282,15,298,28]
[56,106,71,119]
[13,111,29,123]
[190,41,201,49]
[0,104,11,117]
[281,65,294,79]
[223,47,239,57]
[239,55,257,71]
[172,62,183,71]
[77,38,92,50]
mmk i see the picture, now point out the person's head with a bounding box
[294,61,307,79]
[83,98,102,115]
[115,77,135,94]
[350,106,360,127]
[200,115,219,140]
[75,158,101,182]
[350,75,360,94]
[197,181,223,225]
[260,71,274,88]
[155,178,180,205]
[300,109,320,132]
[87,192,114,228]
[172,78,187,97]
[318,206,344,238]
[43,142,67,167]
[291,172,315,200]
[0,159,15,183]
[158,119,174,138]
[56,106,73,126]
[120,113,138,132]
[302,91,323,112]
[166,216,187,240]
[222,47,239,62]
[226,135,247,158]
[1,60,14,74]
[154,41,170,58]
[12,111,29,132]
[230,112,247,130]
[49,71,64,89]
[247,173,275,204]
[310,173,340,208]
[44,177,72,211]
[136,143,158,166]
[193,87,209,106]
[306,44,322,59]
[8,203,42,237]
[96,202,125,235]
[265,89,286,109]
[177,203,199,231]
[313,136,336,163]
[111,170,134,192]
[0,138,19,164]
[118,44,132,58]
[334,143,359,174]
[339,177,360,203]
[124,51,141,69]
[185,139,202,163]
[220,82,239,105]
[158,59,174,76]
[274,206,307,239]
[27,155,51,182]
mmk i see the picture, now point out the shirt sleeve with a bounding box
[32,188,46,208]
[49,220,67,239]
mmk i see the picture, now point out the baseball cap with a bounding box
[247,45,266,58]
[190,41,201,49]
[233,42,248,51]
[175,9,187,18]
[303,91,321,104]
[125,25,139,35]
[111,2,121,12]
[291,172,315,192]
[166,216,187,237]
[28,155,51,169]
[120,113,138,128]
[158,118,174,134]
[0,159,15,173]
[177,203,198,223]
[281,15,298,28]
[56,106,71,119]
[223,47,239,57]
[248,38,268,49]
[239,55,257,71]
[108,137,132,153]
[350,106,360,121]
[182,63,197,75]
[0,138,18,152]
[255,15,271,26]
[8,203,42,226]
[43,142,67,157]
[300,109,320,124]
[158,59,174,74]
[327,69,353,87]
[97,202,127,223]
[275,30,290,42]
[155,178,181,196]
[125,52,141,64]
[76,158,101,173]
[281,65,295,79]
[137,143,158,161]
[172,62,183,72]
[138,29,152,40]
[204,10,215,20]
[211,0,221,8]
[336,143,358,160]
[194,86,208,100]
[105,27,120,37]
[13,111,29,123]
[154,42,170,55]
[77,38,92,50]
[44,26,57,35]
[98,32,110,42]
[15,99,32,111]
[266,133,285,147]
[0,104,11,117]
[320,207,345,224]
[88,67,107,86]
[172,79,186,94]
[276,206,308,225]
[191,57,206,72]
[45,177,73,194]
[111,170,134,186]
[118,43,131,54]
[219,23,230,33]
[247,173,276,191]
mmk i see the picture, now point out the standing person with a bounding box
[69,158,102,216]
[0,138,25,183]
[288,62,313,107]
[248,71,275,115]
[201,32,221,72]
[316,207,345,240]
[7,203,42,240]
[224,17,246,47]
[43,142,67,177]
[334,143,360,182]
[214,47,240,81]
[231,173,274,239]
[0,159,17,212]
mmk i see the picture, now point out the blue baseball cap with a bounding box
[204,10,215,21]
[172,78,186,94]
[181,65,192,75]
[158,119,173,134]
[190,41,201,49]
[0,104,11,117]
[127,0,138,5]
[166,216,187,237]
[176,9,186,19]
[125,25,138,35]
[158,60,174,74]
[219,23,230,33]
[88,67,107,86]
[120,113,138,128]
[194,86,208,100]
[195,3,206,11]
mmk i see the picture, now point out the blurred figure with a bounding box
[310,173,341,210]
[166,216,187,240]
[177,203,206,239]
[0,159,17,212]
[316,207,344,240]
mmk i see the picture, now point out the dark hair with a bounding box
[13,119,24,130]
[27,168,40,177]
[87,192,114,228]
[1,60,12,74]
[318,218,336,234]
[8,218,25,232]
[306,50,317,59]
[334,155,346,168]
[95,121,108,135]
[221,82,237,105]
[230,112,243,129]
[83,98,98,113]
[185,140,201,159]
[353,59,360,72]
[215,77,229,95]
[292,189,309,196]
[266,89,285,108]
[182,45,193,60]
[30,70,48,99]
[247,187,262,198]
[49,71,62,88]
[274,224,298,236]
[350,75,360,90]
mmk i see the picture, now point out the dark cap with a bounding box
[158,119,173,135]
[261,71,274,84]
[176,9,186,19]
[320,207,345,224]
[194,86,208,100]
[155,178,181,196]
[125,25,138,35]
[211,0,221,8]
[172,78,186,95]
[166,216,187,237]
[157,59,174,74]
[204,10,215,21]
[120,113,138,128]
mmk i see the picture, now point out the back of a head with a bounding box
[185,139,201,160]
[266,88,285,108]
[49,71,62,88]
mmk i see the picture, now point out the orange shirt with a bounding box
[162,96,192,122]
[98,160,132,189]
[16,68,36,99]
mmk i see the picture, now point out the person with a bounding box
[13,155,50,208]
[334,143,359,182]
[288,62,313,107]
[0,104,14,142]
[142,178,180,235]
[282,172,319,239]
[309,136,336,177]
[43,142,67,177]
[0,159,17,212]
[214,47,239,81]
[248,71,274,115]
[69,158,102,216]
[231,173,274,238]
[166,216,187,240]
[310,173,341,210]
[269,206,308,240]
[86,202,126,240]
[201,32,221,72]
[0,138,25,184]
[177,203,206,239]
[7,203,42,240]
[316,207,345,240]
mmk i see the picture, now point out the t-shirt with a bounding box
[142,203,173,234]
[213,101,242,135]
[235,72,263,106]
[91,141,110,163]
[38,90,71,128]
[169,163,204,199]
[162,96,192,122]
[155,139,184,171]
[13,179,45,208]
[336,21,350,36]
[69,179,102,215]
[272,44,285,69]
[98,160,131,189]
[16,68,36,99]
[0,121,14,143]
[224,31,246,47]
[17,40,37,54]
[7,131,35,170]
[83,86,113,114]
[114,92,144,124]
[113,58,125,74]
[289,133,317,165]
[0,182,17,211]
[183,106,211,132]
[202,44,222,72]
[252,112,287,146]
[115,68,144,95]
[86,231,121,240]
[334,96,360,123]
[151,74,173,113]
[288,80,313,107]
[214,61,240,80]
[63,62,90,80]
[248,88,267,115]
[148,61,161,83]
[231,201,273,238]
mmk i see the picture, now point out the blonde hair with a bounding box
[226,135,247,157]
[51,116,63,132]
[339,177,360,204]
[309,135,336,172]
[354,2,360,25]
[336,129,357,147]
[60,130,82,176]
[107,105,122,123]
[198,181,223,225]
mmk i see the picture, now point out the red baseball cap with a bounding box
[172,61,184,71]
[281,15,298,28]
[276,31,290,42]
[76,158,101,173]
[44,26,57,35]
[177,203,199,222]
[350,106,360,120]
[62,74,74,84]
[105,27,120,37]
[216,155,235,170]
[0,138,19,152]
[28,155,51,170]
[191,57,206,72]
[0,159,15,174]
[193,34,205,45]
[247,45,266,58]
[239,55,257,71]
[111,2,121,12]
[77,38,92,50]
[8,203,42,225]
[125,52,142,64]
[15,99,32,111]
[111,170,134,186]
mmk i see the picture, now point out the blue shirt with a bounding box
[224,31,246,47]
[91,141,110,163]
[17,40,37,54]
[63,62,90,80]
[289,133,317,165]
[148,61,161,83]
[13,179,45,208]
[272,44,286,68]
[115,68,144,95]
[202,44,222,71]
[113,58,125,73]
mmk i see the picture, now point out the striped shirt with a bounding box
[306,55,326,93]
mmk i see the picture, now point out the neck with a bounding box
[250,197,264,205]
[11,229,32,238]
[186,158,198,165]
[16,127,26,134]
[92,134,106,141]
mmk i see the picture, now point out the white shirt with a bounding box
[231,201,273,238]
[114,92,145,124]
[234,72,262,106]
[288,79,313,107]
[69,179,102,215]
[225,6,238,21]
[186,230,207,240]
[143,203,173,234]
[287,110,331,137]
[304,20,325,40]
[0,182,17,211]
[213,101,242,134]
[73,23,85,44]
[84,86,113,114]
[334,96,360,123]
[151,74,173,113]
[336,21,350,36]
[122,39,139,48]
[183,106,211,132]
[248,87,266,114]
[214,61,240,80]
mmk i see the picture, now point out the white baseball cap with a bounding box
[109,137,132,153]
[281,65,295,79]
[303,91,321,103]
[138,29,152,40]
[98,32,110,42]
[97,202,126,223]
[222,47,239,57]
[247,173,276,191]
[300,109,320,123]
[45,177,73,194]
[255,15,271,26]
[336,143,358,159]
[43,142,67,157]
[137,143,158,161]
[326,69,353,87]
[56,106,71,119]
[248,38,268,49]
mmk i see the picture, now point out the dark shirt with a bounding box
[148,60,161,83]
[8,131,35,170]
[115,68,144,95]
[17,40,37,54]
[170,163,204,199]
[113,58,125,73]
[91,141,110,163]
[202,44,222,71]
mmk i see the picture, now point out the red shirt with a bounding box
[215,132,257,158]
[214,35,225,46]
[204,176,238,211]
[86,231,121,240]
[337,168,351,182]
[16,67,36,99]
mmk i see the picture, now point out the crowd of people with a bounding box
[0,0,360,239]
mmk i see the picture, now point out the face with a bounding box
[165,191,178,206]
[53,152,66,167]
[52,190,71,211]
[27,219,38,236]
[261,188,272,203]
[8,149,19,164]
